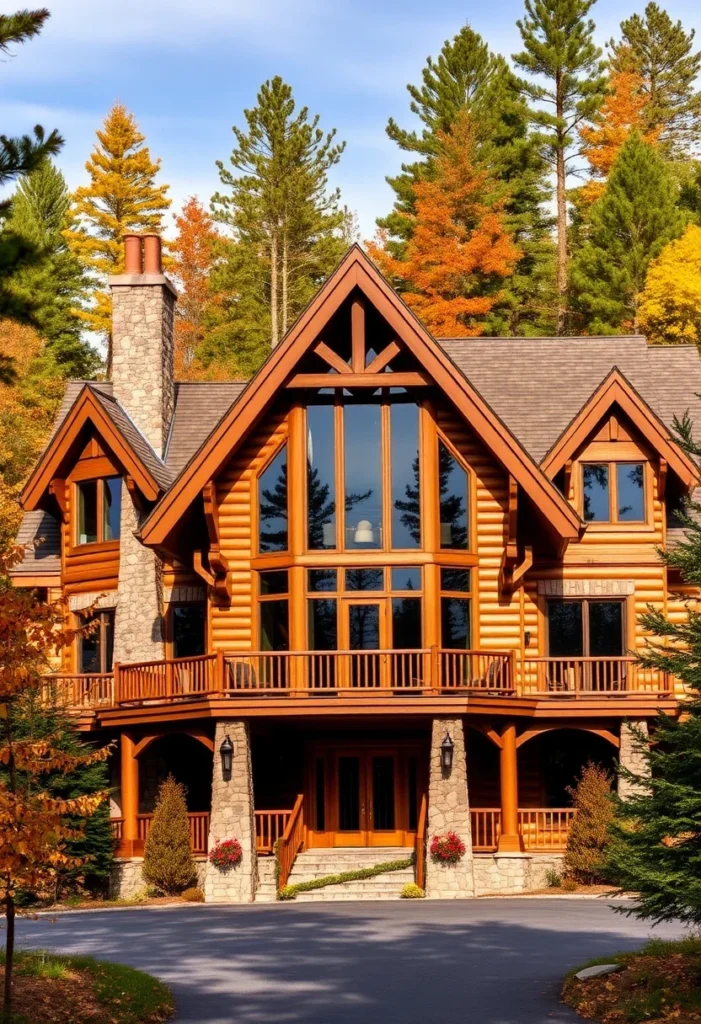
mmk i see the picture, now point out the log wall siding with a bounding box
[211,412,289,651]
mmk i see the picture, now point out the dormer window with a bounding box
[582,462,645,523]
[76,477,121,545]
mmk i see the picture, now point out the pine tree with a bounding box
[1,161,98,377]
[380,25,554,335]
[513,0,607,331]
[570,131,685,333]
[0,10,62,188]
[609,3,701,157]
[606,415,701,924]
[65,103,170,366]
[142,775,196,895]
[563,762,614,884]
[638,225,701,346]
[369,111,521,337]
[169,197,220,380]
[211,77,346,367]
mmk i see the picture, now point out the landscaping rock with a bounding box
[575,963,622,980]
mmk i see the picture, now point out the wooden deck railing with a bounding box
[415,793,427,891]
[43,673,114,707]
[276,794,304,890]
[471,808,578,852]
[110,817,124,842]
[255,809,292,853]
[115,655,216,704]
[522,657,671,696]
[123,812,210,855]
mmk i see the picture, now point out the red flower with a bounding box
[209,838,243,869]
[430,831,466,864]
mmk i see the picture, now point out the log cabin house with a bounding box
[11,236,700,900]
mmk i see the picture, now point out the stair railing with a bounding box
[415,793,428,891]
[276,793,304,890]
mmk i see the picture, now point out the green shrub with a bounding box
[181,886,204,902]
[400,883,425,898]
[561,877,578,892]
[142,775,196,895]
[545,868,562,888]
[277,857,413,900]
[564,761,614,884]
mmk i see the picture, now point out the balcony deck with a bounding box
[45,650,676,723]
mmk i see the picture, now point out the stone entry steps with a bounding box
[255,855,278,903]
[283,846,414,902]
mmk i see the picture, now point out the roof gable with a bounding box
[541,369,699,491]
[22,384,172,511]
[140,245,581,545]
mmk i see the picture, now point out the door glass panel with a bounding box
[438,441,469,549]
[103,612,114,672]
[260,600,289,651]
[172,604,206,658]
[349,603,380,649]
[307,404,336,549]
[582,464,609,522]
[80,615,100,673]
[344,403,382,549]
[589,602,623,656]
[102,477,121,540]
[391,402,420,549]
[547,601,583,656]
[77,480,98,545]
[308,599,337,650]
[372,757,395,830]
[392,597,422,649]
[258,444,288,552]
[617,463,644,521]
[441,597,471,648]
[338,757,360,831]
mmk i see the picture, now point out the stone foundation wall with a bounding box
[110,859,206,900]
[473,853,565,895]
[425,717,475,898]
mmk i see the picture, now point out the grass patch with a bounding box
[278,856,414,900]
[563,935,701,1023]
[0,948,174,1024]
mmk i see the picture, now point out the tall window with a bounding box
[258,444,288,552]
[76,477,121,545]
[78,610,114,673]
[344,402,383,549]
[582,462,645,523]
[259,570,289,651]
[307,403,336,549]
[391,403,420,549]
[171,604,206,658]
[438,441,469,549]
[440,568,472,648]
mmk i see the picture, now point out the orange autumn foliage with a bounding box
[580,66,660,205]
[170,197,221,380]
[368,112,520,337]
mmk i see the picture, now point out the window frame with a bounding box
[439,566,474,651]
[167,602,208,660]
[73,475,122,548]
[255,438,290,556]
[545,597,627,657]
[76,609,115,674]
[580,459,647,525]
[256,569,291,652]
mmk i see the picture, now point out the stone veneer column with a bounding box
[113,490,165,663]
[618,719,651,799]
[425,717,475,898]
[204,721,258,903]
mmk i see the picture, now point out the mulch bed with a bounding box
[2,967,113,1023]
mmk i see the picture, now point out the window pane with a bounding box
[308,569,337,592]
[259,444,288,552]
[80,618,100,673]
[440,568,471,593]
[582,464,609,522]
[344,403,382,549]
[589,601,623,657]
[77,480,98,544]
[391,402,420,549]
[345,568,383,591]
[391,566,421,591]
[260,599,289,651]
[441,597,471,648]
[617,463,644,521]
[102,477,121,540]
[438,442,469,549]
[307,404,336,549]
[172,604,206,658]
[259,570,288,596]
[308,598,337,650]
[392,597,422,649]
[547,601,583,657]
[349,603,380,649]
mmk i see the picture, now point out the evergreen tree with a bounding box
[606,415,701,924]
[513,0,607,332]
[380,25,554,335]
[1,161,99,377]
[65,103,170,367]
[570,131,685,333]
[0,10,62,188]
[610,3,701,157]
[142,776,196,895]
[563,762,614,884]
[210,77,346,369]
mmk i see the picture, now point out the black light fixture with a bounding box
[440,732,454,772]
[220,735,234,778]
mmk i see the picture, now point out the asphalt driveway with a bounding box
[16,898,685,1024]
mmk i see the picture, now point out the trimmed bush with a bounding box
[400,883,425,898]
[142,775,197,895]
[277,856,413,900]
[564,761,614,884]
[181,886,205,903]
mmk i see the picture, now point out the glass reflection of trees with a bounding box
[258,444,288,552]
[438,441,469,549]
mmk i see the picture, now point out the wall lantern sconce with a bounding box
[220,735,234,778]
[440,732,454,772]
[353,520,375,544]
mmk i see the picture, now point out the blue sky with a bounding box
[2,0,700,239]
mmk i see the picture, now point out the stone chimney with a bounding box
[109,235,176,665]
[109,233,176,458]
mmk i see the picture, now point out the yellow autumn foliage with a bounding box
[638,225,701,346]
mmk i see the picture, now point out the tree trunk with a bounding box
[281,233,289,338]
[3,894,15,1024]
[270,233,279,349]
[556,73,567,335]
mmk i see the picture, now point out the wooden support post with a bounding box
[497,721,523,853]
[120,733,139,857]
